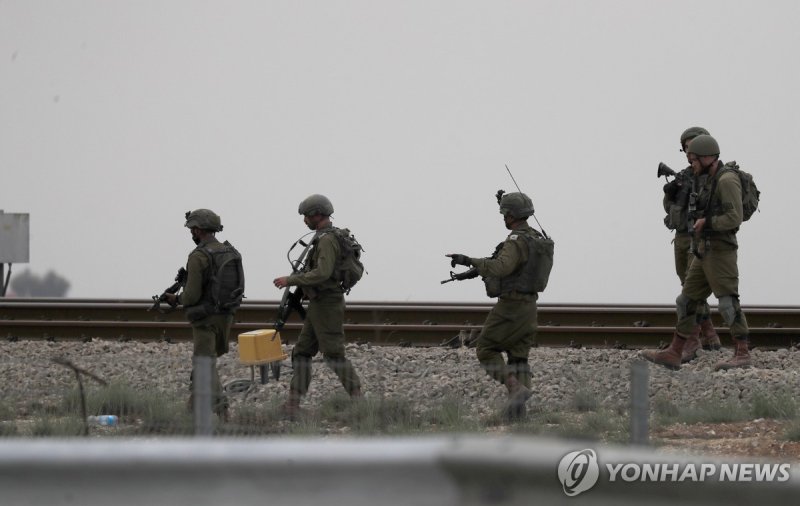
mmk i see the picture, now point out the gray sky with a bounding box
[1,1,798,304]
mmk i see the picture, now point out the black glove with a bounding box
[449,254,471,268]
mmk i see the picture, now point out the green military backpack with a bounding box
[330,228,365,294]
[200,241,245,313]
[717,162,760,222]
[185,241,245,322]
[530,229,555,292]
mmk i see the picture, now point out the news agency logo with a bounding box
[557,449,600,496]
[557,448,793,497]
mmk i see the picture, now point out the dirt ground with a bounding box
[653,419,800,461]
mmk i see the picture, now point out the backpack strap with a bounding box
[704,170,721,224]
[704,162,739,233]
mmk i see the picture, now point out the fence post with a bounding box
[193,356,213,436]
[630,360,649,445]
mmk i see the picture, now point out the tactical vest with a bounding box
[696,168,730,219]
[484,229,554,297]
[695,162,741,241]
[185,241,245,322]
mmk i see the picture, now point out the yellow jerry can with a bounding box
[237,329,288,365]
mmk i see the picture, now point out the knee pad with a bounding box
[718,295,741,327]
[675,294,695,320]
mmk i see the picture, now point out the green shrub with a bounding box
[61,382,151,417]
[423,396,478,431]
[653,396,679,420]
[30,416,85,437]
[0,422,19,437]
[751,391,798,420]
[572,389,599,412]
[783,420,800,442]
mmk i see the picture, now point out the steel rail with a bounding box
[1,299,799,347]
[2,299,798,327]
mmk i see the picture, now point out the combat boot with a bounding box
[714,338,752,371]
[503,375,532,421]
[681,324,703,363]
[700,318,722,350]
[281,391,302,421]
[640,333,687,371]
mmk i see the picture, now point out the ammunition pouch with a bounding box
[301,285,319,300]
[483,277,502,298]
[666,204,689,232]
[185,303,212,323]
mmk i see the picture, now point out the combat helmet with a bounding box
[298,194,334,216]
[184,209,223,232]
[499,192,535,219]
[686,134,720,157]
[680,126,710,148]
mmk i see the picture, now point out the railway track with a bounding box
[1,299,799,348]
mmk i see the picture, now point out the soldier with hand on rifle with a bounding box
[273,194,363,419]
[657,127,721,363]
[164,209,245,421]
[643,134,752,371]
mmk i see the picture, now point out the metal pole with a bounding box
[630,360,649,445]
[193,356,213,436]
[1,263,10,297]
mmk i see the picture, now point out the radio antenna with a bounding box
[504,164,549,239]
[505,164,523,193]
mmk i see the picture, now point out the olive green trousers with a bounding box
[677,244,749,338]
[476,297,537,388]
[191,313,233,411]
[673,233,711,320]
[290,294,362,396]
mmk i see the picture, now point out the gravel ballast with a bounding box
[3,339,799,425]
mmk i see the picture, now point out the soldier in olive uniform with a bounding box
[273,194,363,418]
[448,192,549,420]
[642,135,752,371]
[165,209,245,419]
[662,126,721,363]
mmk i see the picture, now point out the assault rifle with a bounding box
[658,162,688,200]
[440,268,479,284]
[659,162,703,258]
[274,232,316,331]
[657,162,677,180]
[148,267,187,313]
